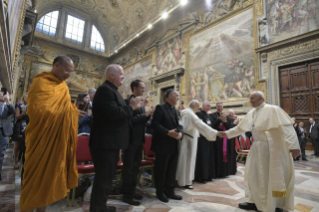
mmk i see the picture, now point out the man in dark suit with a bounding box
[89,64,146,212]
[296,121,308,161]
[209,101,232,178]
[122,80,154,206]
[309,117,319,157]
[151,89,183,203]
[0,90,15,181]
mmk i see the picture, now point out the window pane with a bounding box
[65,15,84,43]
[90,25,105,52]
[36,11,59,36]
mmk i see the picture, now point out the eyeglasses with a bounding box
[59,63,74,73]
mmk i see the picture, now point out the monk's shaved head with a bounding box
[105,64,125,88]
[51,55,74,81]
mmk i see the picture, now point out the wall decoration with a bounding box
[119,57,152,98]
[267,0,319,44]
[155,35,183,75]
[27,62,52,90]
[188,7,255,103]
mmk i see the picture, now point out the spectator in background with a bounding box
[296,122,308,161]
[0,90,15,180]
[77,93,92,134]
[309,117,319,157]
[12,94,28,170]
[88,88,96,107]
[146,106,155,135]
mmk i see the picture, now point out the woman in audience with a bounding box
[77,93,92,134]
[12,94,28,170]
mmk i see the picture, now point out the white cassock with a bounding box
[225,103,300,212]
[176,108,217,186]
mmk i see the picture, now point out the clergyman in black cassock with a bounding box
[227,109,238,175]
[210,102,231,178]
[151,89,183,203]
[195,102,216,183]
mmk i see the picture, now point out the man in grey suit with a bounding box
[0,90,15,180]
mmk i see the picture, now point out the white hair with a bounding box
[88,88,96,93]
[104,64,122,79]
[228,109,235,114]
[189,99,199,108]
[202,101,210,106]
[251,91,265,100]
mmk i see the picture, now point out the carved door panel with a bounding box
[279,60,319,150]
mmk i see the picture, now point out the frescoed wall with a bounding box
[267,0,319,44]
[119,57,152,98]
[188,8,255,103]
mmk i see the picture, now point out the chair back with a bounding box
[246,137,251,149]
[240,136,247,149]
[76,133,92,162]
[235,137,241,151]
[143,134,155,156]
[251,137,254,143]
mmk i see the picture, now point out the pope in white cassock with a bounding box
[220,91,300,212]
[176,100,221,188]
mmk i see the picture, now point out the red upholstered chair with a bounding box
[140,134,155,186]
[246,137,251,149]
[251,137,254,143]
[240,137,247,150]
[235,137,249,164]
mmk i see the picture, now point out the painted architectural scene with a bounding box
[27,62,52,90]
[155,35,183,75]
[188,8,255,103]
[119,57,152,98]
[267,0,319,44]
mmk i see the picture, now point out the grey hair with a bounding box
[202,101,210,106]
[88,88,96,93]
[228,109,235,114]
[216,101,223,106]
[105,64,122,78]
[251,91,265,100]
[189,99,199,108]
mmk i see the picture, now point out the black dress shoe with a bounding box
[164,192,182,200]
[238,202,257,210]
[302,158,308,161]
[195,179,207,184]
[275,208,283,212]
[107,206,116,212]
[133,193,143,200]
[184,185,193,189]
[0,174,2,181]
[156,192,169,203]
[123,197,141,206]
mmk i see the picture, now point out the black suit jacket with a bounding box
[309,122,319,141]
[209,111,231,130]
[89,80,133,150]
[296,127,308,141]
[125,95,150,145]
[151,102,183,153]
[196,110,211,139]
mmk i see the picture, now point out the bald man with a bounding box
[89,64,146,212]
[220,91,300,212]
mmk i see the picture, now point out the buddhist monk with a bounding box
[20,56,79,212]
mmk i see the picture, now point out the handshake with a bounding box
[217,132,227,138]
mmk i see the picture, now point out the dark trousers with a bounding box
[154,149,178,194]
[298,138,307,159]
[122,144,143,198]
[90,147,119,212]
[311,137,319,155]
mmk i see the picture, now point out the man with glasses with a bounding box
[20,56,79,212]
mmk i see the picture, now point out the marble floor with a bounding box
[1,146,319,212]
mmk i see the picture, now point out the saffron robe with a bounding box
[225,103,300,212]
[20,72,79,211]
[176,108,217,186]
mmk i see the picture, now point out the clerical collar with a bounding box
[255,102,265,111]
[165,101,174,108]
[105,80,118,90]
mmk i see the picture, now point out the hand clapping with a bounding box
[217,131,227,138]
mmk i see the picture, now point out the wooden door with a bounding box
[279,60,319,149]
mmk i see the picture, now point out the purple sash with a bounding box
[218,124,227,162]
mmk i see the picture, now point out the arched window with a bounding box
[90,25,105,52]
[36,11,59,36]
[65,15,85,44]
